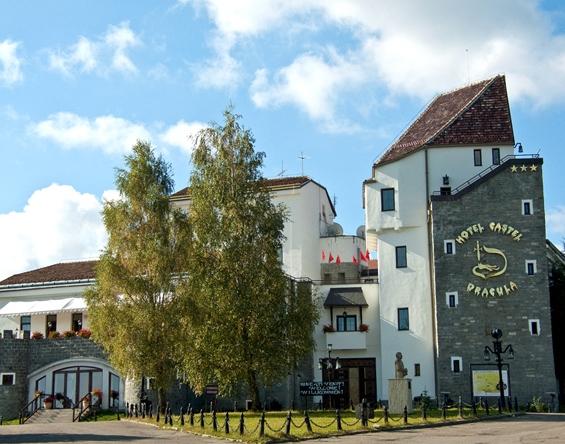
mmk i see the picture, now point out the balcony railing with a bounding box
[325,331,367,350]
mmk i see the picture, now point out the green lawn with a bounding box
[132,406,507,443]
[0,417,20,426]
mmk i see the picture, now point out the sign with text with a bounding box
[300,381,344,396]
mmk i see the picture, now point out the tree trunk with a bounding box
[158,387,166,413]
[247,369,261,411]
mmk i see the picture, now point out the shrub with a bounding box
[62,330,76,338]
[77,328,92,339]
[323,324,335,333]
[359,323,369,332]
[530,396,546,412]
[31,331,44,340]
[48,331,61,339]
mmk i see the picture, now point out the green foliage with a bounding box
[179,109,319,409]
[419,390,432,410]
[85,141,192,406]
[530,396,546,412]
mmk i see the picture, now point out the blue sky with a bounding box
[0,0,564,279]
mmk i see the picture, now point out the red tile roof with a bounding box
[0,260,98,286]
[375,75,514,166]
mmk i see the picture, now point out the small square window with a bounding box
[529,319,540,336]
[526,260,537,275]
[398,308,409,331]
[444,240,455,255]
[451,357,462,373]
[492,148,500,165]
[381,188,395,211]
[414,363,421,377]
[446,292,458,308]
[474,149,482,166]
[0,373,15,385]
[522,199,533,216]
[396,246,407,268]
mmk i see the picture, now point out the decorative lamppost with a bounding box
[318,344,340,409]
[483,328,514,409]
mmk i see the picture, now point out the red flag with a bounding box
[352,256,358,264]
[366,249,370,260]
[336,256,341,265]
[321,250,326,261]
[360,250,367,262]
[329,253,334,263]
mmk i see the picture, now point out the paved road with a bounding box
[0,420,225,443]
[311,413,565,443]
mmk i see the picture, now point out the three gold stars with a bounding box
[510,164,538,173]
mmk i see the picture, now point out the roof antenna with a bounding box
[276,160,286,177]
[298,151,309,176]
[465,48,470,84]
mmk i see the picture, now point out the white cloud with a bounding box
[0,39,23,86]
[548,206,565,241]
[192,32,242,89]
[0,184,108,281]
[32,112,151,155]
[159,120,206,153]
[48,22,140,77]
[192,0,565,117]
[31,111,207,155]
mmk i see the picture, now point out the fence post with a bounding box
[135,403,138,418]
[142,403,146,419]
[260,411,266,437]
[336,409,342,431]
[239,412,245,435]
[286,411,292,435]
[403,406,408,424]
[362,398,368,427]
[180,406,184,426]
[507,396,512,413]
[190,407,194,426]
[485,398,490,416]
[212,409,217,432]
[156,404,160,423]
[514,397,518,412]
[200,409,204,428]
[497,397,502,414]
[304,410,312,433]
[422,404,427,421]
[225,412,230,434]
[442,402,447,420]
[168,407,173,426]
[126,402,129,418]
[458,396,463,418]
[384,406,389,425]
[149,404,153,419]
[471,398,477,417]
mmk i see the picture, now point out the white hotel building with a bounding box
[0,75,561,415]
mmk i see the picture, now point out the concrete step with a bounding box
[25,408,75,424]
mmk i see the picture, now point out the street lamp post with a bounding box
[483,328,514,410]
[319,344,340,409]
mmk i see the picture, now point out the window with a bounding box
[444,240,455,255]
[20,315,31,332]
[451,357,462,373]
[529,319,540,336]
[446,292,458,308]
[396,246,407,268]
[337,314,357,332]
[337,272,346,284]
[72,313,83,332]
[522,199,533,216]
[440,187,451,196]
[46,314,57,335]
[492,148,500,165]
[414,363,421,377]
[397,308,409,331]
[323,273,332,284]
[474,149,482,166]
[0,373,15,385]
[381,188,395,211]
[526,260,537,275]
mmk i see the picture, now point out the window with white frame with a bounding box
[525,260,537,275]
[529,319,540,336]
[446,292,458,308]
[0,373,15,385]
[451,357,462,373]
[444,240,456,255]
[522,199,533,216]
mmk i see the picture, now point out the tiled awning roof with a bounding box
[324,287,367,307]
[0,261,97,286]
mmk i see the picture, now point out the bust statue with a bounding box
[395,352,408,379]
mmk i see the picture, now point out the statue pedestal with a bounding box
[388,379,413,414]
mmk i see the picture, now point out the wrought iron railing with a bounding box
[73,392,93,422]
[18,393,45,424]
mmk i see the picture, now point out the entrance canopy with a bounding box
[323,287,367,307]
[0,297,86,317]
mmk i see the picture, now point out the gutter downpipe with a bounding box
[425,148,440,399]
